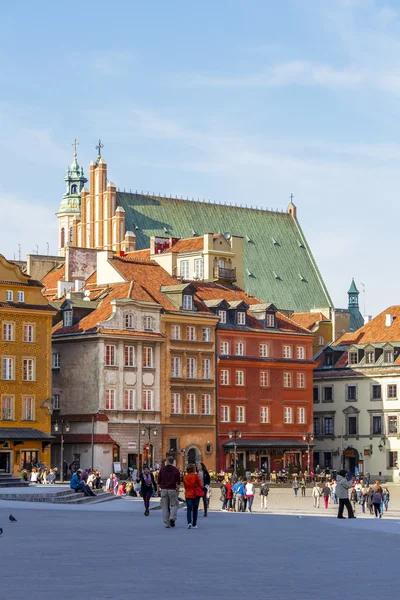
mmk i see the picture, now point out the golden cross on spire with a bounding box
[72,138,79,157]
[96,139,104,160]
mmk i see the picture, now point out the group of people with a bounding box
[219,477,270,512]
[29,466,58,484]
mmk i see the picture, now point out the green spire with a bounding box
[57,140,88,214]
[348,278,359,294]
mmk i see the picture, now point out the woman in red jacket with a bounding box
[225,480,233,511]
[183,464,203,529]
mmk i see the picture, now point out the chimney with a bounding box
[386,314,394,327]
[364,315,372,323]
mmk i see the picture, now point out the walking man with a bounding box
[312,483,321,508]
[260,482,269,509]
[336,469,356,519]
[157,457,181,528]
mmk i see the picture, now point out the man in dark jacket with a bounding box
[157,457,181,528]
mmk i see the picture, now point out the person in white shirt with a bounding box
[245,480,255,512]
[312,483,322,508]
[354,481,362,503]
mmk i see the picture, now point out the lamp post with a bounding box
[181,448,186,472]
[302,433,314,481]
[229,429,242,477]
[141,425,157,468]
[54,420,70,483]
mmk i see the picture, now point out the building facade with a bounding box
[0,255,55,475]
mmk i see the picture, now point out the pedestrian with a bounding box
[299,478,306,497]
[157,456,181,529]
[260,481,270,509]
[137,465,157,516]
[225,479,233,511]
[350,487,357,513]
[183,464,203,529]
[312,483,321,508]
[292,478,299,497]
[323,483,331,508]
[196,462,211,517]
[232,477,246,512]
[360,485,367,514]
[63,460,68,480]
[220,479,228,511]
[365,472,370,487]
[245,479,255,512]
[30,468,39,483]
[48,468,56,484]
[367,486,374,515]
[105,473,117,494]
[354,480,362,503]
[336,469,355,519]
[383,487,390,512]
[331,480,338,504]
[372,480,384,518]
[70,469,95,497]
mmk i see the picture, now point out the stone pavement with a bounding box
[0,491,399,599]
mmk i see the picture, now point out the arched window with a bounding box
[69,227,73,243]
[125,313,135,329]
[71,184,77,194]
[60,228,65,248]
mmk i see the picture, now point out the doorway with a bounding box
[188,448,197,464]
[128,454,138,470]
[0,452,11,474]
[260,456,269,474]
[21,450,39,470]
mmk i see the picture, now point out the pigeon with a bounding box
[0,528,3,535]
[9,515,17,522]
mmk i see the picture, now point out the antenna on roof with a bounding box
[46,242,50,255]
[360,282,366,318]
[17,243,21,261]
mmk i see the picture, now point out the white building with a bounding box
[313,306,400,481]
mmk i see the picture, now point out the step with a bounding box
[0,481,30,488]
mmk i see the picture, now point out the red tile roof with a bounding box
[290,311,329,330]
[164,237,204,254]
[124,249,151,261]
[41,264,65,298]
[335,305,400,346]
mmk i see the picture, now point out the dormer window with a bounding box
[348,351,358,365]
[384,350,393,363]
[266,313,275,328]
[218,310,227,324]
[365,351,374,364]
[125,313,135,329]
[237,312,246,325]
[183,295,193,310]
[64,310,73,327]
[144,316,153,330]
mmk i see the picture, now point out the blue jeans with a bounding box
[294,488,298,496]
[246,496,254,511]
[186,497,200,526]
[333,493,338,504]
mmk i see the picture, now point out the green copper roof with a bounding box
[348,278,359,294]
[116,193,333,312]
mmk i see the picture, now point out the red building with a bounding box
[194,283,315,475]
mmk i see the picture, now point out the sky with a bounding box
[1,0,400,316]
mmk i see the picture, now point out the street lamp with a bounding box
[302,433,314,480]
[181,448,186,472]
[141,425,157,468]
[229,429,242,477]
[54,420,70,483]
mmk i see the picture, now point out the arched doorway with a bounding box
[343,447,359,473]
[187,448,197,464]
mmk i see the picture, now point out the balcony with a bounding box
[213,266,236,282]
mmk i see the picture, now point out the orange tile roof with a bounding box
[290,311,329,330]
[98,328,165,339]
[41,264,65,298]
[335,305,400,346]
[164,237,204,253]
[124,249,151,261]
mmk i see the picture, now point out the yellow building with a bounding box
[0,255,56,476]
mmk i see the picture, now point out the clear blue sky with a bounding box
[1,0,399,315]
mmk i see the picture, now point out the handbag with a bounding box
[195,485,205,497]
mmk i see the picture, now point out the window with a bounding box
[324,417,333,435]
[283,345,292,359]
[283,372,292,388]
[180,260,189,280]
[371,384,382,400]
[124,346,135,367]
[384,350,393,363]
[171,325,181,340]
[23,358,35,381]
[202,358,211,380]
[183,295,193,310]
[23,324,34,343]
[372,415,382,435]
[236,406,245,423]
[187,393,196,415]
[318,336,325,346]
[365,351,374,364]
[171,393,181,415]
[125,313,135,329]
[186,326,196,341]
[235,370,244,386]
[143,347,153,368]
[124,390,135,410]
[171,357,182,378]
[221,405,230,422]
[187,357,197,379]
[169,438,178,452]
[218,310,227,324]
[194,258,203,279]
[348,416,357,435]
[260,406,269,423]
[323,386,333,402]
[313,417,320,436]
[323,452,332,469]
[260,371,269,387]
[348,352,358,365]
[388,451,398,468]
[220,369,229,385]
[296,346,305,359]
[220,341,230,355]
[284,407,293,424]
[259,343,269,357]
[105,389,116,410]
[237,312,246,325]
[3,322,14,342]
[6,290,13,302]
[142,390,153,411]
[64,310,73,327]
[235,342,245,356]
[17,291,24,303]
[52,353,61,369]
[144,316,153,330]
[387,384,398,399]
[388,415,398,434]
[71,184,77,194]
[347,385,357,401]
[202,327,211,342]
[105,345,116,367]
[2,358,14,380]
[1,396,13,420]
[201,394,211,415]
[324,354,333,366]
[266,313,275,327]
[313,387,319,404]
[23,396,34,420]
[297,407,306,424]
[52,394,60,410]
[296,373,305,388]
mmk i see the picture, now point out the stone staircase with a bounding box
[0,475,30,488]
[0,489,121,505]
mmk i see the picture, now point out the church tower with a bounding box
[56,140,87,256]
[348,278,364,331]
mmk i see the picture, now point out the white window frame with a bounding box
[183,295,193,310]
[124,389,135,410]
[296,346,305,360]
[221,405,230,422]
[202,327,211,342]
[64,310,73,327]
[171,356,182,378]
[3,322,14,342]
[266,313,275,327]
[171,325,181,340]
[52,394,60,410]
[260,406,269,423]
[2,357,14,380]
[220,369,229,385]
[387,384,398,400]
[297,407,306,424]
[202,358,211,380]
[235,342,245,356]
[23,396,35,421]
[143,347,154,368]
[52,353,61,369]
[318,336,325,346]
[17,291,25,303]
[23,324,35,343]
[180,260,189,280]
[283,372,292,388]
[235,370,244,386]
[220,341,230,355]
[125,313,135,329]
[144,316,153,330]
[260,371,269,387]
[105,345,116,367]
[194,258,203,279]
[236,406,245,423]
[259,343,269,358]
[23,358,35,382]
[187,393,196,415]
[124,345,135,368]
[218,310,227,324]
[6,290,13,302]
[237,311,246,325]
[283,345,292,359]
[296,372,305,389]
[187,357,197,379]
[201,393,211,415]
[348,351,358,365]
[171,393,181,415]
[1,395,13,420]
[142,389,154,411]
[284,407,293,424]
[105,389,116,410]
[186,326,196,341]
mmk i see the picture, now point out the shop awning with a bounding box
[222,439,310,450]
[0,428,54,441]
